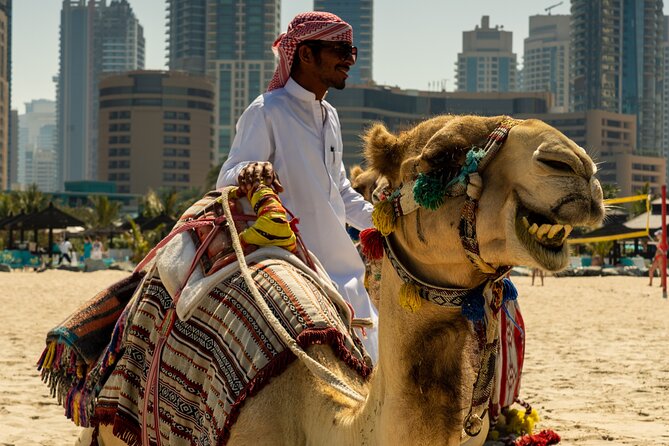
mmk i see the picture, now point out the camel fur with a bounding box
[85,114,604,446]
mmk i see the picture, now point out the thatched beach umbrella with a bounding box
[16,203,85,258]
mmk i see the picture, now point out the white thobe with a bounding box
[216,78,378,362]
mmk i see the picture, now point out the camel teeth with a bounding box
[547,224,563,239]
[528,223,538,235]
[562,224,573,240]
[536,224,551,238]
[521,216,530,228]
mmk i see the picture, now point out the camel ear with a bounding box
[411,115,503,174]
[371,175,390,204]
[349,165,363,182]
[363,123,406,180]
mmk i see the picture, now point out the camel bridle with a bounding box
[374,118,522,437]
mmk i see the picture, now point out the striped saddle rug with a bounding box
[92,256,371,446]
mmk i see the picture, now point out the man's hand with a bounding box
[237,161,284,195]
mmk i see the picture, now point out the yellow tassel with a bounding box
[372,200,396,236]
[399,282,422,312]
[43,342,56,369]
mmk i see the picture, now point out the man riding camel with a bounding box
[216,12,378,360]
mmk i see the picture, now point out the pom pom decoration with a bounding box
[461,291,485,322]
[399,282,422,312]
[372,199,397,236]
[514,429,561,446]
[359,228,384,260]
[413,172,446,210]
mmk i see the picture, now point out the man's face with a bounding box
[311,41,357,91]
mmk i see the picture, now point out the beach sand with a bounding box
[1,270,668,445]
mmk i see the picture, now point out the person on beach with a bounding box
[57,237,73,265]
[91,237,104,260]
[216,11,378,361]
[649,230,666,286]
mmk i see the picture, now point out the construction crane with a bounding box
[545,1,564,15]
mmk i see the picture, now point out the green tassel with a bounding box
[399,282,422,312]
[413,172,445,210]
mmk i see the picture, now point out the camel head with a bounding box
[363,115,604,286]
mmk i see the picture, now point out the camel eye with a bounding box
[538,158,574,174]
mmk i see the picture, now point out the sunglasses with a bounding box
[304,41,358,63]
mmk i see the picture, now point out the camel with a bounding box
[77,115,603,446]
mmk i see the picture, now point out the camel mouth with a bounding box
[514,202,571,270]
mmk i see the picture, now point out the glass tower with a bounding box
[57,0,144,189]
[571,0,664,156]
[167,0,280,163]
[0,0,10,190]
[522,15,570,112]
[314,0,373,85]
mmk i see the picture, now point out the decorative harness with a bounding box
[368,118,521,437]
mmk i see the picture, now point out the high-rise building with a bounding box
[0,0,11,190]
[167,0,206,75]
[98,71,215,195]
[522,14,570,112]
[57,0,144,189]
[18,100,57,191]
[167,0,280,163]
[456,16,517,93]
[571,0,664,156]
[99,0,145,73]
[314,0,373,85]
[8,109,17,188]
[662,15,669,180]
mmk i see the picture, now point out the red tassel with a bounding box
[515,429,561,446]
[360,228,384,260]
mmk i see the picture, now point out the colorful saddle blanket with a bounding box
[39,187,372,445]
[94,257,371,445]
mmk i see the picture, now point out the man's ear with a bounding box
[297,44,315,65]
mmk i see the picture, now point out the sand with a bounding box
[1,270,668,445]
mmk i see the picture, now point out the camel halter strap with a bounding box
[369,118,521,437]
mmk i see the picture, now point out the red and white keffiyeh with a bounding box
[267,12,353,91]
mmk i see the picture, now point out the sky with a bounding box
[10,1,665,114]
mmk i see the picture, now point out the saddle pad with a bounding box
[93,258,372,446]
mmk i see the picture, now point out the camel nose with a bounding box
[588,177,605,224]
[590,177,603,202]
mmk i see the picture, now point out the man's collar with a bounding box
[285,78,325,102]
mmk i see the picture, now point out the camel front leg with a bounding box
[76,425,129,446]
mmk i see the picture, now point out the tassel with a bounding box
[372,200,396,236]
[461,292,485,322]
[399,282,422,312]
[515,429,561,446]
[502,278,518,302]
[360,228,384,260]
[413,172,446,210]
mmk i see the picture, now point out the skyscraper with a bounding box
[314,0,373,85]
[167,0,206,75]
[57,0,144,189]
[19,100,57,191]
[167,0,280,162]
[0,0,11,190]
[456,16,517,93]
[522,14,570,112]
[571,0,664,156]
